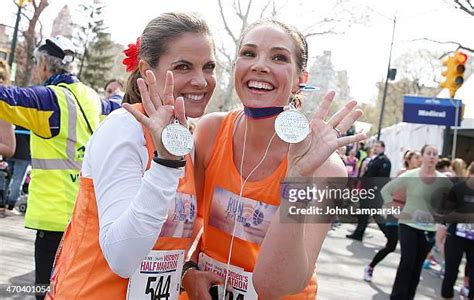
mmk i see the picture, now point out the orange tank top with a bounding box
[47,104,197,299]
[200,110,317,299]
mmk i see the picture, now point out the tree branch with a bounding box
[454,0,474,15]
[259,0,272,19]
[237,0,253,40]
[217,0,238,43]
[305,30,338,38]
[217,43,232,72]
[235,0,243,18]
[410,37,474,53]
[20,11,32,21]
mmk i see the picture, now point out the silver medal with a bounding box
[274,105,310,144]
[161,119,194,156]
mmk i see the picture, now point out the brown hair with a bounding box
[123,12,213,104]
[436,157,451,171]
[404,150,419,168]
[104,78,124,91]
[239,19,308,72]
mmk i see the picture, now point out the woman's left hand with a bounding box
[287,91,366,177]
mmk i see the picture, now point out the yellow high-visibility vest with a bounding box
[25,82,100,232]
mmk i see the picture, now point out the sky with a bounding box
[1,0,473,105]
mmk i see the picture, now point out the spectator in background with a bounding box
[344,148,358,190]
[104,78,124,99]
[0,120,15,214]
[441,162,474,300]
[356,142,368,170]
[0,35,101,299]
[6,125,30,210]
[364,150,421,282]
[437,158,453,177]
[0,60,15,159]
[358,146,374,178]
[381,144,452,300]
[344,148,359,178]
[347,140,391,241]
[0,60,16,213]
[452,158,468,178]
[101,79,124,117]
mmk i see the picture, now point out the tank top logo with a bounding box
[209,187,278,245]
[159,192,196,238]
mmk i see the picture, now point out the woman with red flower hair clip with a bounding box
[46,12,220,299]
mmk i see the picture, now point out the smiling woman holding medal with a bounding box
[46,12,221,299]
[187,19,366,299]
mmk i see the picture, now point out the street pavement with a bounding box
[0,210,35,300]
[317,223,465,300]
[0,213,467,299]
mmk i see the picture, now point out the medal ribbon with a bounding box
[243,106,284,119]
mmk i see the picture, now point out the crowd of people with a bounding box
[0,10,472,300]
[339,141,474,300]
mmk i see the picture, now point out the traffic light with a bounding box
[440,51,468,98]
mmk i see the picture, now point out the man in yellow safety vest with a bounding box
[0,36,101,299]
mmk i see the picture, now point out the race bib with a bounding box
[412,210,434,229]
[456,223,474,240]
[209,187,278,245]
[199,253,257,300]
[159,192,196,238]
[127,250,184,300]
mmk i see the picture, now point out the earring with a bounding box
[289,93,298,105]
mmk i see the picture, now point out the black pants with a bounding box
[370,225,398,268]
[35,230,63,300]
[441,233,474,298]
[391,224,434,300]
[351,213,387,238]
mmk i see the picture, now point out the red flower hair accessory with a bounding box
[122,37,141,72]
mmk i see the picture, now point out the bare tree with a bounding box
[360,49,443,134]
[19,0,49,86]
[410,38,474,54]
[393,48,443,86]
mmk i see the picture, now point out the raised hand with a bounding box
[288,91,366,177]
[123,70,186,159]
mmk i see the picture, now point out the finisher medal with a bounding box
[274,104,310,144]
[161,119,194,156]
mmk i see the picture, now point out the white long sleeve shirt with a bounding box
[81,108,183,278]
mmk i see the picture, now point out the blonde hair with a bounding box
[451,158,467,177]
[0,60,10,85]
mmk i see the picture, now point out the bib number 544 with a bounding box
[145,275,171,300]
